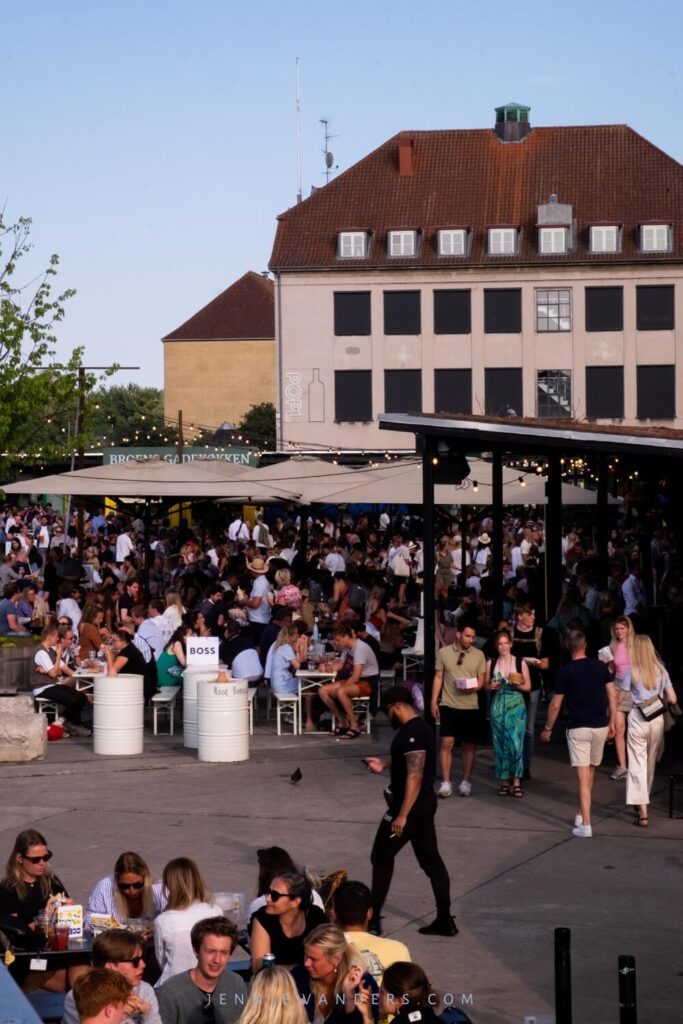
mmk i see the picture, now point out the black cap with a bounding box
[381,685,415,712]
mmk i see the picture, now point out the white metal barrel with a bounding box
[93,674,144,756]
[197,677,249,763]
[183,664,228,749]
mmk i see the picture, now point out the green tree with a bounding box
[85,384,214,450]
[238,402,276,446]
[0,212,96,470]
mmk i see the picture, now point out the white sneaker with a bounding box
[574,813,583,828]
[437,780,453,798]
[458,779,472,797]
[610,766,628,781]
[572,823,593,838]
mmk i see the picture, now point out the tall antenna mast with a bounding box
[296,58,302,204]
[320,117,339,184]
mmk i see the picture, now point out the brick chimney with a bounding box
[398,136,415,176]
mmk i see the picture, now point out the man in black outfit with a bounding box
[364,686,456,937]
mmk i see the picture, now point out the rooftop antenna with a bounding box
[320,117,339,183]
[296,58,302,204]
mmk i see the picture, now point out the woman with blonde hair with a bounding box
[162,591,185,632]
[621,635,677,827]
[292,923,377,1023]
[608,616,636,780]
[268,625,305,696]
[239,966,307,1024]
[153,857,223,984]
[86,851,165,931]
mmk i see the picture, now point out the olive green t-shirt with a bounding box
[435,643,486,710]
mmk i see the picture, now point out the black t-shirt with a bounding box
[253,903,327,966]
[119,642,149,676]
[512,626,552,692]
[390,715,436,810]
[205,599,232,636]
[0,874,69,925]
[554,657,612,729]
[220,633,254,668]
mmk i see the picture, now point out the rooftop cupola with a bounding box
[494,102,531,143]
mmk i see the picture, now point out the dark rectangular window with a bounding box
[637,365,675,419]
[636,285,675,330]
[384,291,421,334]
[334,370,372,422]
[434,369,472,414]
[485,368,522,417]
[384,370,422,413]
[433,290,471,334]
[484,289,522,333]
[585,287,623,332]
[586,366,624,418]
[333,292,371,335]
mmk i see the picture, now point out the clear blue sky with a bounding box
[4,0,683,389]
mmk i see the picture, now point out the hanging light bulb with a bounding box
[472,481,479,493]
[519,477,526,487]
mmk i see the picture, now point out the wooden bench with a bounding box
[151,687,180,735]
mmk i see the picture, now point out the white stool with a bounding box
[402,647,424,680]
[151,687,180,735]
[351,696,371,733]
[35,697,60,723]
[248,687,257,735]
[275,693,299,735]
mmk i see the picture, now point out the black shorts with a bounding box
[439,705,483,744]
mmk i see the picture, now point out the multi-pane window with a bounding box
[384,291,421,334]
[388,231,418,257]
[333,292,371,336]
[586,366,624,419]
[433,290,471,334]
[537,370,572,418]
[637,365,675,419]
[536,289,571,332]
[437,229,468,256]
[488,228,518,255]
[338,231,369,258]
[585,287,623,332]
[636,285,675,330]
[539,227,567,254]
[640,225,672,252]
[484,289,522,333]
[590,226,619,253]
[335,370,372,421]
[384,370,422,413]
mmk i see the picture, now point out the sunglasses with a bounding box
[118,880,145,892]
[23,851,53,864]
[457,652,466,666]
[114,955,144,967]
[266,889,290,902]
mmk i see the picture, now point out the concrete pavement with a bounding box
[1,716,681,1024]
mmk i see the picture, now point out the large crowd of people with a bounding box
[1,497,681,1020]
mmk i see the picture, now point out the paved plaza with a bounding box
[2,718,681,1024]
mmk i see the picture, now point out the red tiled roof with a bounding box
[162,271,274,341]
[269,125,683,270]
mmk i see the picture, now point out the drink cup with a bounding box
[53,923,70,950]
[508,672,524,687]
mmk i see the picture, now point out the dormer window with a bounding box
[388,231,418,257]
[590,226,620,253]
[437,229,469,256]
[338,231,369,258]
[640,224,672,253]
[488,228,518,255]
[539,227,567,254]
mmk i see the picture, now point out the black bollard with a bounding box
[554,927,572,1024]
[618,955,637,1024]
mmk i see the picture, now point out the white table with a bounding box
[295,669,337,733]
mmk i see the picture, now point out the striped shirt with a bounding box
[85,875,166,929]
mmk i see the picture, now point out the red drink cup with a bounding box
[53,923,70,950]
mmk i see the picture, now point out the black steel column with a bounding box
[554,927,573,1024]
[618,955,637,1024]
[491,447,504,622]
[546,453,564,618]
[422,435,436,730]
[596,454,609,589]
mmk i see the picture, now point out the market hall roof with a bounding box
[270,122,683,270]
[162,271,274,342]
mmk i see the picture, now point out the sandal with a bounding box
[331,726,348,737]
[498,784,511,796]
[633,815,649,828]
[512,785,524,798]
[340,728,361,740]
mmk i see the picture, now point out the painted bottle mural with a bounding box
[308,368,325,422]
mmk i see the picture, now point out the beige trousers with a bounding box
[625,709,664,806]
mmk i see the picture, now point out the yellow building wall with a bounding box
[163,339,276,432]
